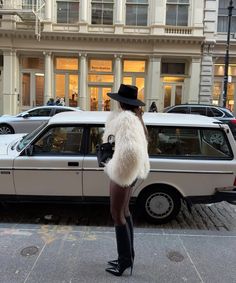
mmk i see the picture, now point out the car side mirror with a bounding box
[25,145,34,156]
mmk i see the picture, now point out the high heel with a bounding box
[107,259,118,267]
[107,215,135,268]
[106,262,133,276]
[106,224,133,277]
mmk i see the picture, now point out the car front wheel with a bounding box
[0,124,14,135]
[138,187,181,224]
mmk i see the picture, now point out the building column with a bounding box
[150,0,165,35]
[146,56,161,111]
[3,50,19,115]
[44,52,53,104]
[192,0,204,36]
[80,0,88,32]
[43,0,53,31]
[114,55,122,91]
[199,41,215,104]
[114,0,124,34]
[188,57,201,103]
[79,53,87,110]
[113,55,122,110]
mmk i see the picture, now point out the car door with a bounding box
[82,125,110,197]
[13,125,84,196]
[13,108,52,134]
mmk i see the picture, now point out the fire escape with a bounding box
[0,0,45,40]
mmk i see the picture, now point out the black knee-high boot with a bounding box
[105,224,133,276]
[108,215,134,267]
[126,215,135,260]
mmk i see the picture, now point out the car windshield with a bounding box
[16,122,47,151]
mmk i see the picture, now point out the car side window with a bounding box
[169,106,190,114]
[33,126,83,155]
[88,127,104,154]
[148,126,201,156]
[190,107,207,116]
[148,126,232,159]
[28,108,52,117]
[55,108,73,115]
[210,107,223,117]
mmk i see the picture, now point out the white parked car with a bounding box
[0,111,236,223]
[0,105,81,135]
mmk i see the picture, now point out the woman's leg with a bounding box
[109,180,130,225]
[124,187,132,217]
[106,181,133,276]
[123,187,134,260]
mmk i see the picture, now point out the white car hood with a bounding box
[0,134,26,155]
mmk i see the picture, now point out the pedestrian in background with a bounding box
[103,84,150,276]
[149,101,158,112]
[46,98,55,105]
[59,97,65,106]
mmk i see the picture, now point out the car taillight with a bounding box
[230,119,236,125]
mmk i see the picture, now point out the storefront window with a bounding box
[89,60,113,72]
[136,77,145,102]
[88,59,113,111]
[55,74,66,99]
[214,64,235,111]
[213,81,235,111]
[88,74,114,83]
[22,58,44,69]
[22,74,30,107]
[123,60,146,103]
[56,58,78,70]
[162,63,185,75]
[123,60,145,72]
[214,64,236,76]
[163,77,184,108]
[35,74,44,106]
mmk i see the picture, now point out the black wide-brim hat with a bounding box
[107,84,145,106]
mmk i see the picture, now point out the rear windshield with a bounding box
[148,126,233,159]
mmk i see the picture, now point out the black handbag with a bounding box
[96,135,115,167]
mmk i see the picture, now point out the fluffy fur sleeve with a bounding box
[104,111,147,187]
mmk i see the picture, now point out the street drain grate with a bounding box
[20,246,39,257]
[167,251,184,262]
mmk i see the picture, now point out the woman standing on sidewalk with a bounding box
[102,84,150,276]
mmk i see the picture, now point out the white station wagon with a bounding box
[1,111,236,224]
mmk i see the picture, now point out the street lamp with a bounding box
[223,0,234,108]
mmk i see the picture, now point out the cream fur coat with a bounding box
[103,109,150,187]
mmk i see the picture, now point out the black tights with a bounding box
[109,181,132,226]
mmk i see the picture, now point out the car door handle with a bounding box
[68,162,79,166]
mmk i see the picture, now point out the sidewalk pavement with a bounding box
[0,224,236,283]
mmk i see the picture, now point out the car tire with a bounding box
[0,124,14,135]
[138,186,182,224]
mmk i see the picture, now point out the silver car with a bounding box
[0,106,81,135]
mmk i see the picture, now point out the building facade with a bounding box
[203,0,236,115]
[0,0,204,115]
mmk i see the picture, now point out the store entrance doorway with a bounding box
[22,72,44,110]
[89,86,111,111]
[163,83,183,108]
